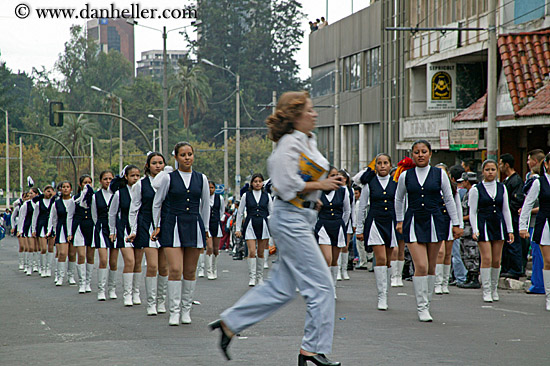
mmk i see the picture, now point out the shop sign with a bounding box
[449,129,478,151]
[427,63,456,110]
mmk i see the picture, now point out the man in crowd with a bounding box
[449,165,468,286]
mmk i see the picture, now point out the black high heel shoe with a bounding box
[298,353,341,366]
[208,319,232,360]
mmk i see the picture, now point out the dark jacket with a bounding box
[503,172,524,216]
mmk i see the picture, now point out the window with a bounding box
[311,63,335,98]
[107,26,121,52]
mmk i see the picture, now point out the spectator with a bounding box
[499,153,525,279]
[526,149,545,180]
[321,17,329,27]
[309,21,318,33]
[449,165,468,285]
[219,208,232,251]
[462,159,476,173]
[457,172,481,289]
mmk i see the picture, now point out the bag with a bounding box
[0,226,6,241]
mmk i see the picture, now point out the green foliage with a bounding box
[170,62,212,128]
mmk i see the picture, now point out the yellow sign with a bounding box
[427,63,456,110]
[432,72,452,100]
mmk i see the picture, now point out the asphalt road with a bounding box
[0,236,548,366]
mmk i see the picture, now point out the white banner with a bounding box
[427,63,456,110]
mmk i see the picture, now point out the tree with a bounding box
[170,62,212,129]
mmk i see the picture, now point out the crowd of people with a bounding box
[7,91,550,365]
[309,17,328,33]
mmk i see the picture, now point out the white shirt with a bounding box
[268,130,329,203]
[520,173,550,231]
[31,197,51,233]
[129,176,155,235]
[152,169,211,234]
[395,166,459,225]
[17,200,32,234]
[469,180,514,235]
[236,190,273,232]
[109,187,133,236]
[11,204,20,229]
[91,189,113,225]
[356,174,391,235]
[47,198,75,235]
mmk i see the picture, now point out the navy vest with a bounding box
[245,191,269,219]
[534,175,550,243]
[139,177,155,215]
[167,170,203,216]
[116,186,131,236]
[37,198,53,226]
[405,167,442,215]
[94,190,110,225]
[367,177,397,218]
[210,194,221,225]
[23,201,34,232]
[477,182,504,219]
[319,187,345,220]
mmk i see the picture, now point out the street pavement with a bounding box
[0,235,548,366]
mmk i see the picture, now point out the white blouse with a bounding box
[47,198,75,235]
[468,180,513,235]
[91,189,113,225]
[520,173,550,231]
[236,190,273,232]
[129,176,154,235]
[356,175,391,235]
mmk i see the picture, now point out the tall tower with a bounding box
[87,18,135,73]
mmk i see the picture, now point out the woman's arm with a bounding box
[519,179,539,231]
[129,180,142,235]
[108,191,120,236]
[469,187,479,236]
[152,173,170,228]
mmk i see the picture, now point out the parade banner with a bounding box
[427,63,456,110]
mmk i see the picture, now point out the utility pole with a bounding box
[153,129,156,152]
[487,0,498,161]
[19,137,22,194]
[3,109,9,207]
[334,60,340,167]
[236,74,241,199]
[90,137,94,185]
[118,97,123,172]
[162,26,169,160]
[224,120,228,196]
[272,91,277,150]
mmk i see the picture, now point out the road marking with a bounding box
[40,320,51,330]
[482,306,535,316]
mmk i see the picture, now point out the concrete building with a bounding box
[87,19,135,70]
[136,50,188,80]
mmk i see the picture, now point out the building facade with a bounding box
[136,50,188,80]
[87,18,135,71]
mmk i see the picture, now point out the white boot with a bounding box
[434,264,443,294]
[180,280,196,324]
[480,268,493,303]
[374,266,388,310]
[157,275,168,313]
[108,270,118,299]
[46,252,53,277]
[396,260,405,287]
[442,264,451,294]
[97,268,108,301]
[336,256,343,281]
[122,273,134,306]
[427,275,435,305]
[25,252,31,275]
[40,253,47,277]
[413,276,432,322]
[390,260,398,287]
[212,255,218,279]
[490,267,500,301]
[248,257,257,286]
[33,252,39,272]
[206,254,214,280]
[330,266,338,299]
[263,249,270,268]
[67,261,77,285]
[18,252,24,270]
[56,261,66,286]
[543,270,550,311]
[77,263,86,293]
[168,280,182,326]
[85,263,94,292]
[197,253,205,278]
[145,276,158,316]
[341,252,350,280]
[132,272,142,305]
[387,266,392,295]
[54,258,59,283]
[256,257,265,285]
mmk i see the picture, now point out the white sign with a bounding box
[427,63,456,110]
[439,130,449,150]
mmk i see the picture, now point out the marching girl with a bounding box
[470,159,514,303]
[356,154,397,310]
[31,185,55,277]
[11,194,26,270]
[236,173,272,286]
[206,180,225,280]
[434,163,464,295]
[109,165,143,306]
[151,142,210,326]
[16,192,33,274]
[520,152,550,311]
[337,170,354,281]
[395,140,462,322]
[19,188,39,275]
[71,175,95,293]
[128,152,169,316]
[315,166,351,299]
[47,181,75,286]
[91,170,115,301]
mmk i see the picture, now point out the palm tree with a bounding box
[50,114,99,170]
[170,63,212,129]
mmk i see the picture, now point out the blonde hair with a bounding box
[266,91,310,142]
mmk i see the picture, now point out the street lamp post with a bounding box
[148,114,162,153]
[201,59,241,199]
[0,108,9,207]
[91,86,123,172]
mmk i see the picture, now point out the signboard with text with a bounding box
[449,129,478,151]
[427,63,456,110]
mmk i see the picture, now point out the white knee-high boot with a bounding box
[40,253,47,277]
[396,260,405,287]
[490,267,500,301]
[46,252,53,277]
[54,257,59,282]
[77,263,86,293]
[336,256,343,281]
[67,261,77,285]
[56,261,66,286]
[145,276,158,316]
[434,264,443,294]
[108,270,118,299]
[330,266,338,299]
[180,280,196,324]
[122,272,134,306]
[206,254,214,280]
[256,257,265,285]
[212,255,218,279]
[18,252,24,270]
[97,268,108,301]
[390,260,398,287]
[442,264,451,294]
[374,266,388,310]
[197,253,205,277]
[480,268,493,303]
[263,249,270,268]
[341,252,350,280]
[168,280,182,326]
[85,263,94,292]
[413,276,432,322]
[132,272,142,305]
[33,252,39,272]
[543,270,550,311]
[248,257,257,286]
[157,275,168,313]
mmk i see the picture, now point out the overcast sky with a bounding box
[0,0,371,81]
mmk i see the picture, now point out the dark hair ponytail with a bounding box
[110,165,139,193]
[144,152,166,176]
